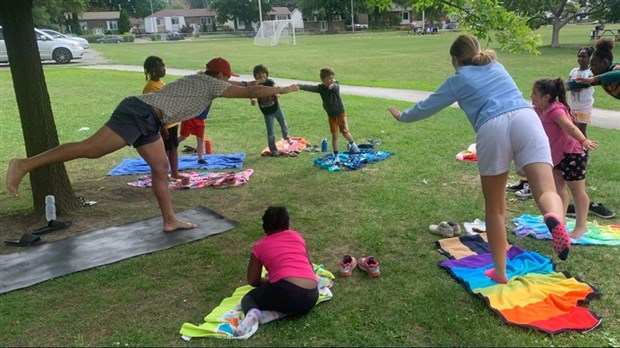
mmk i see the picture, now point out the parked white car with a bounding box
[40,29,89,49]
[0,26,84,64]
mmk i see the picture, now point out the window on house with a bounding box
[171,17,179,25]
[201,17,212,25]
[333,15,342,21]
[157,18,163,26]
[402,12,409,21]
[107,21,118,30]
[275,15,287,20]
[80,21,88,32]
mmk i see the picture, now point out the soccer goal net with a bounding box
[254,20,296,47]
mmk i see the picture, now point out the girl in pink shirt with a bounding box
[235,206,318,337]
[531,78,599,239]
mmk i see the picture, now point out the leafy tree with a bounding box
[503,0,620,47]
[118,10,130,34]
[87,0,168,18]
[0,0,82,215]
[297,0,347,31]
[413,0,542,53]
[210,0,271,29]
[32,0,88,32]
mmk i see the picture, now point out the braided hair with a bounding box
[143,56,163,80]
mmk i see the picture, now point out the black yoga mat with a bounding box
[0,206,239,294]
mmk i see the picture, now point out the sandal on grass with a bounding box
[5,233,45,247]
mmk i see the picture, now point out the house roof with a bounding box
[147,8,216,18]
[79,11,120,20]
[269,7,291,15]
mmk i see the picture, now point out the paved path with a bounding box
[80,64,620,130]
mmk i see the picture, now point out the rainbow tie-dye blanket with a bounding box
[513,214,620,246]
[437,234,602,334]
[179,265,335,340]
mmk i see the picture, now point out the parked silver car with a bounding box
[0,26,84,64]
[40,29,89,49]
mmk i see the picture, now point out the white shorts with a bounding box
[476,108,552,176]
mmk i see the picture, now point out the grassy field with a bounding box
[0,25,619,346]
[86,23,620,110]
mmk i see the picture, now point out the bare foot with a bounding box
[171,173,190,185]
[569,226,588,240]
[6,158,26,197]
[164,219,197,232]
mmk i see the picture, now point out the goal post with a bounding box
[254,20,296,47]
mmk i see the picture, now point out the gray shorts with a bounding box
[476,108,552,176]
[105,97,162,148]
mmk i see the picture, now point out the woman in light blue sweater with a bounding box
[388,35,572,284]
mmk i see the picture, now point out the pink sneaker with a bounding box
[339,255,357,277]
[358,256,380,277]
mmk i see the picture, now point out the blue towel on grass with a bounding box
[108,154,245,176]
[313,148,393,171]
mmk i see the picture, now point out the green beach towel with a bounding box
[179,265,335,340]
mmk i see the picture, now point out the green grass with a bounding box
[87,23,619,110]
[0,25,619,347]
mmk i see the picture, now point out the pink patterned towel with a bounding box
[128,169,254,189]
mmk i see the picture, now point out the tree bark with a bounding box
[0,0,81,214]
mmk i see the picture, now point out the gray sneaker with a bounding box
[515,184,532,200]
[349,142,359,153]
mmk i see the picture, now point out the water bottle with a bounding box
[204,139,212,154]
[321,138,328,152]
[45,195,56,222]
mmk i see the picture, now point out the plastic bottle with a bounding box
[45,195,56,222]
[204,139,212,154]
[321,138,328,152]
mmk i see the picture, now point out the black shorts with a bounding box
[163,125,179,152]
[105,97,162,148]
[554,152,588,181]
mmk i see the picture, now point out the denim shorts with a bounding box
[105,97,162,148]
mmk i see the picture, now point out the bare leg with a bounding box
[342,131,354,144]
[6,125,126,196]
[480,172,510,282]
[196,137,205,161]
[567,179,590,239]
[552,169,570,216]
[136,139,197,232]
[331,132,339,152]
[524,162,571,260]
[523,163,565,217]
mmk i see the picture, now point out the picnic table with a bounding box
[591,28,620,41]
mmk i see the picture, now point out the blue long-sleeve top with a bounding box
[399,61,532,132]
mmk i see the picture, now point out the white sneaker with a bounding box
[515,184,532,200]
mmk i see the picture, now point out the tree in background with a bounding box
[411,0,542,53]
[0,0,82,215]
[32,0,88,32]
[118,10,130,34]
[503,0,620,47]
[297,0,348,31]
[210,0,271,30]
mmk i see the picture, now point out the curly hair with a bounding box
[592,38,614,63]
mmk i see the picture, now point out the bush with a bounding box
[83,34,99,43]
[121,34,134,42]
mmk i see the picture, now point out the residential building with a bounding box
[78,11,120,35]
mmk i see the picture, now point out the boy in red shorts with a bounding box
[179,104,211,164]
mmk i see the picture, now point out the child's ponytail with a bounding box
[554,77,570,110]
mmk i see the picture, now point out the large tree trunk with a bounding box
[551,19,561,47]
[0,0,81,215]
